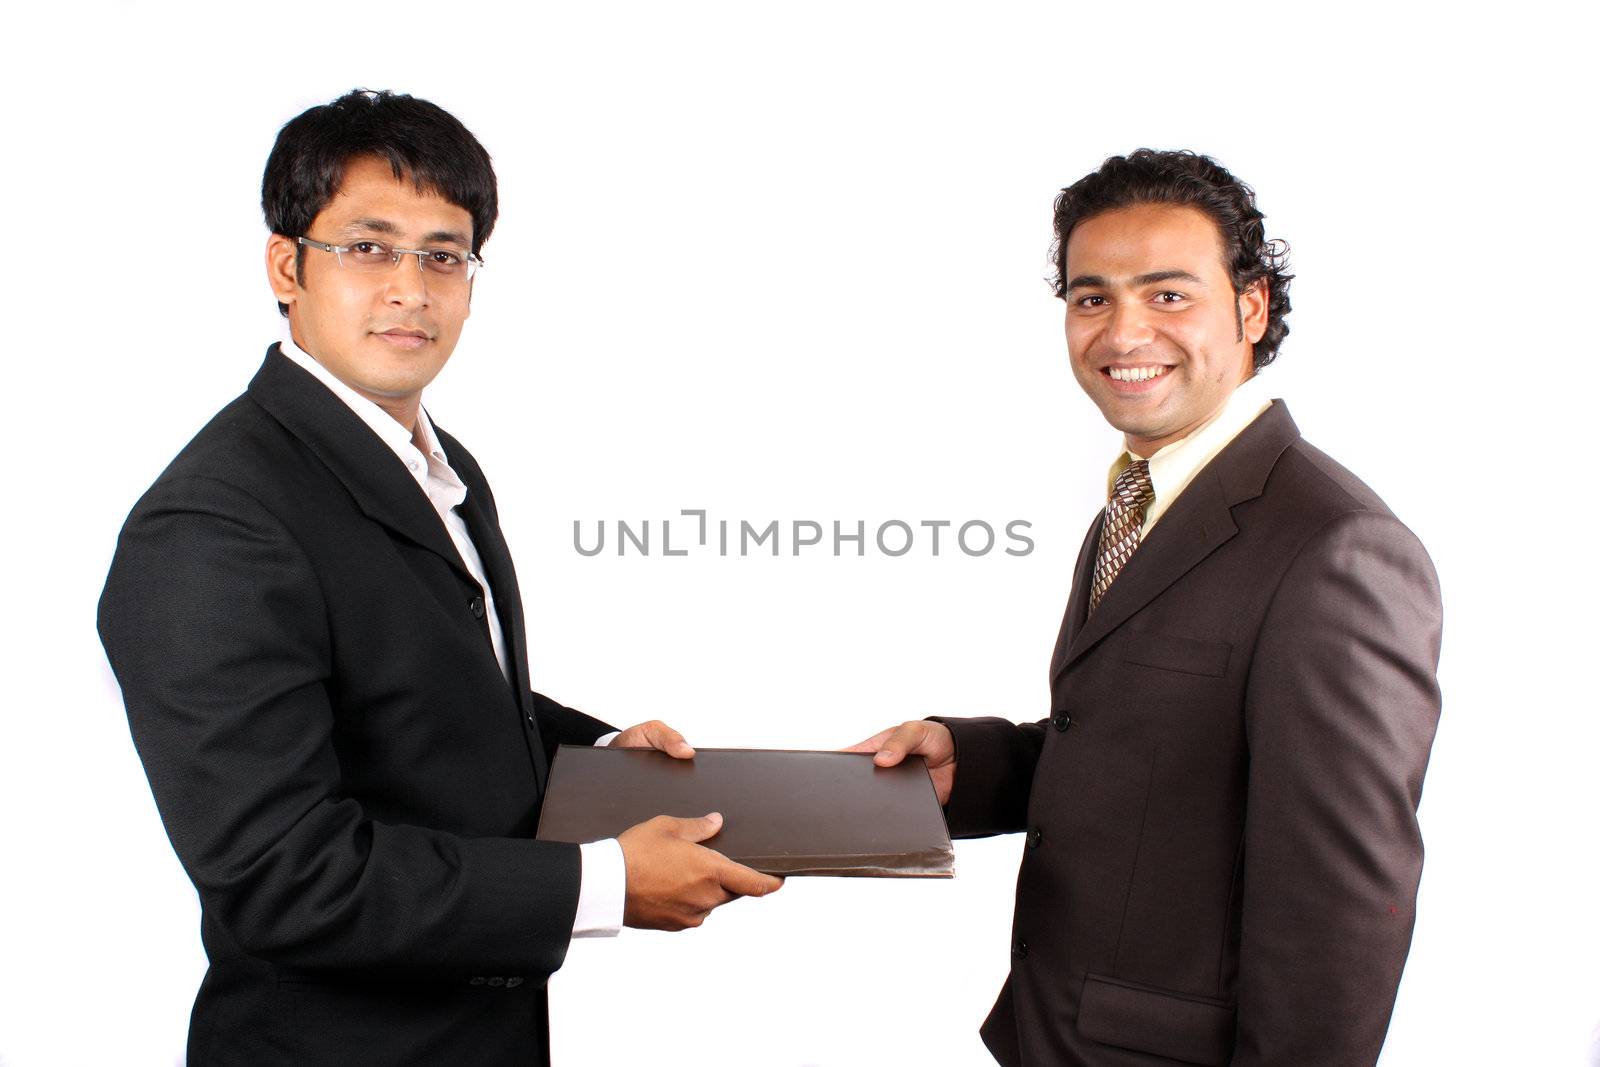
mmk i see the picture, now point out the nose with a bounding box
[381,252,430,309]
[1102,300,1155,356]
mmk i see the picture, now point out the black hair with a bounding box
[262,89,498,316]
[1049,149,1293,370]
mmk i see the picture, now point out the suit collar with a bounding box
[247,345,475,586]
[1105,371,1274,530]
[1050,400,1300,679]
[278,331,423,460]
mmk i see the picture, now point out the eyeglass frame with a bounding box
[296,236,484,281]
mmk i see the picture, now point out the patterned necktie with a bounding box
[1088,459,1154,615]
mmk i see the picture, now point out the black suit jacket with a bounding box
[939,403,1442,1066]
[98,346,614,1066]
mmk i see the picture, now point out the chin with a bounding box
[1106,413,1168,441]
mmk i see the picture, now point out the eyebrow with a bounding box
[341,218,400,236]
[1066,269,1207,290]
[339,218,471,247]
[422,228,472,247]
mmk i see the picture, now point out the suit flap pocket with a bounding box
[1123,631,1231,677]
[1078,973,1234,1066]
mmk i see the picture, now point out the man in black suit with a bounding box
[98,89,780,1066]
[857,150,1441,1064]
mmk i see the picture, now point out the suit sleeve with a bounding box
[98,475,582,979]
[932,716,1048,838]
[530,691,615,758]
[1233,510,1442,1065]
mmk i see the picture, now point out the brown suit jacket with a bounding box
[939,402,1442,1066]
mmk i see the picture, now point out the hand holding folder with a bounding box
[538,746,955,878]
[845,718,957,805]
[600,720,784,930]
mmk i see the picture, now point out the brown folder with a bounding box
[535,746,954,877]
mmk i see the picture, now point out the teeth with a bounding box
[1108,366,1167,382]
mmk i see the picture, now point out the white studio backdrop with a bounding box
[3,2,1596,1064]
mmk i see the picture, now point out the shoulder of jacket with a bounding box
[132,394,316,516]
[1268,438,1397,523]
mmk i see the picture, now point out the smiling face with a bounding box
[1063,202,1267,457]
[266,155,475,432]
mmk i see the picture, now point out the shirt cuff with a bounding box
[593,731,620,747]
[571,838,625,938]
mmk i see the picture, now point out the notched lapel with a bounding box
[1056,467,1239,677]
[1051,401,1300,680]
[247,347,477,584]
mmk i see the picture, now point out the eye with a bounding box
[1074,294,1108,309]
[1154,291,1186,305]
[426,249,466,269]
[347,240,391,261]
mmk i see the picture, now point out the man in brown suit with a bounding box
[855,150,1442,1065]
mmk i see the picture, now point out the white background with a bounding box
[3,2,1597,1064]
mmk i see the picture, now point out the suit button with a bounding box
[525,713,536,729]
[469,976,486,986]
[488,976,505,987]
[1012,939,1028,960]
[469,596,486,619]
[1051,712,1072,732]
[1026,827,1043,849]
[506,976,524,989]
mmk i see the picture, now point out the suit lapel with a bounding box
[1049,512,1104,679]
[247,346,476,584]
[446,431,550,793]
[457,488,529,695]
[248,346,549,789]
[1051,402,1300,680]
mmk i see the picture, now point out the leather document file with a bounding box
[535,746,955,877]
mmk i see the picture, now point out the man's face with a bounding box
[1063,203,1267,457]
[267,155,474,423]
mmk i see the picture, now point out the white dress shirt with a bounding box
[279,334,625,938]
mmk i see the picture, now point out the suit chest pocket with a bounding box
[1121,630,1231,678]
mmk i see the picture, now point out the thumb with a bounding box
[664,811,724,843]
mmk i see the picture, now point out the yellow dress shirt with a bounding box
[1106,373,1275,537]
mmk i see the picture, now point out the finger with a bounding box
[842,726,898,754]
[694,885,736,912]
[717,859,785,899]
[872,725,925,766]
[646,721,696,759]
[658,811,723,843]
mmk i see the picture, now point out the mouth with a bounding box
[1101,364,1171,392]
[373,327,432,350]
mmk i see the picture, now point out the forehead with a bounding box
[1065,203,1227,280]
[313,155,473,238]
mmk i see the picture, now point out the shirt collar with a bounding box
[277,327,459,479]
[1106,372,1274,520]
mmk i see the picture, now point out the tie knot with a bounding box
[1109,459,1153,513]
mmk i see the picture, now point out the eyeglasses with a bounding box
[297,236,483,282]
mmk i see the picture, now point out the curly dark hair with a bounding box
[262,89,498,316]
[1049,149,1293,370]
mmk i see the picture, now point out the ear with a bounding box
[266,234,300,307]
[1239,279,1270,346]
